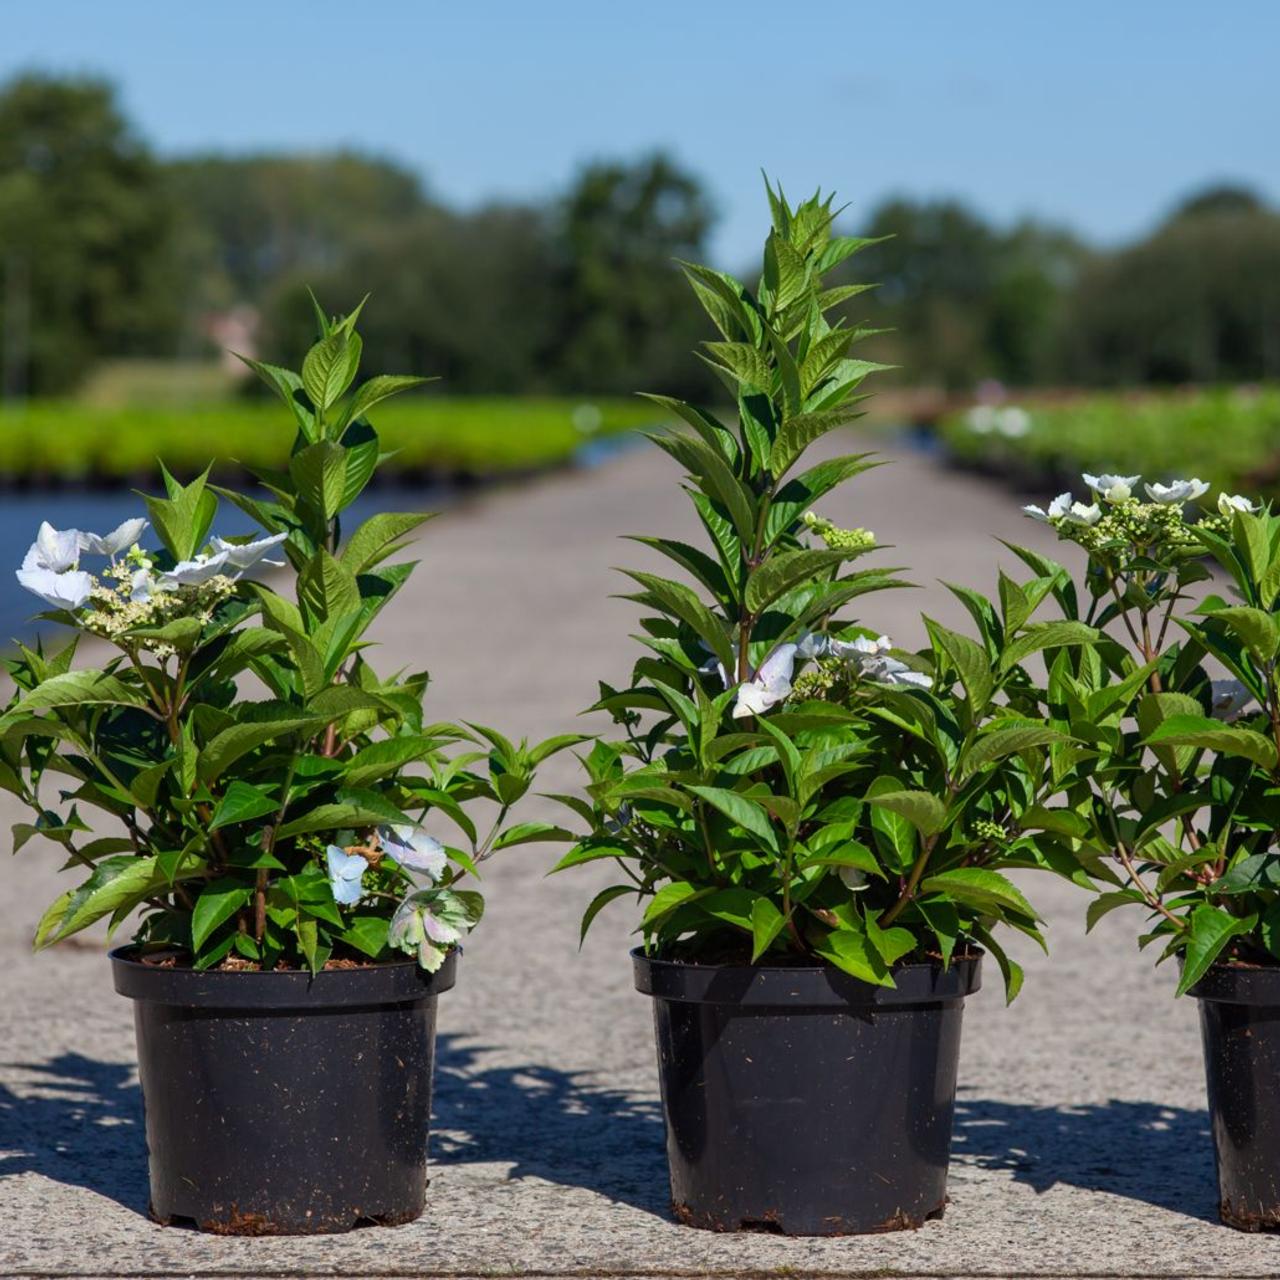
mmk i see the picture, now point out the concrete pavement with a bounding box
[0,432,1273,1277]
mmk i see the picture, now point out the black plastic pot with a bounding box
[634,948,982,1235]
[111,947,456,1235]
[1190,960,1280,1230]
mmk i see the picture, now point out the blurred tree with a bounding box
[167,152,428,307]
[0,74,176,395]
[548,153,717,397]
[846,197,1083,388]
[1061,187,1280,384]
[262,202,557,393]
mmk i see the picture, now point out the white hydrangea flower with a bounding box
[210,532,288,572]
[79,518,149,558]
[1083,473,1140,503]
[15,566,95,611]
[965,405,998,435]
[1062,501,1102,527]
[1218,493,1261,516]
[23,522,82,573]
[1023,492,1073,523]
[1145,479,1209,505]
[157,551,231,588]
[732,644,797,719]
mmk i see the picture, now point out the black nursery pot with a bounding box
[634,948,982,1235]
[111,947,456,1235]
[1190,961,1280,1231]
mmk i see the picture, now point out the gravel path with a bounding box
[1,433,1273,1277]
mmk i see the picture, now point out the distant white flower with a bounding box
[15,567,95,611]
[79,518,148,558]
[997,406,1031,438]
[381,825,447,882]
[795,631,829,660]
[1210,679,1253,722]
[966,405,999,435]
[1062,501,1102,527]
[1023,492,1074,523]
[1145,479,1210,505]
[1083,473,1140,503]
[326,845,367,906]
[830,633,931,689]
[157,550,231,588]
[210,532,288,572]
[1218,493,1261,516]
[22,522,82,573]
[732,644,797,718]
[838,865,869,892]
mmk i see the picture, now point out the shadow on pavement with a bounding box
[0,1052,148,1214]
[953,1093,1217,1222]
[431,1033,671,1216]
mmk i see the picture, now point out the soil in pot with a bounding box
[634,946,982,1236]
[111,946,456,1235]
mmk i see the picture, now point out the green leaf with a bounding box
[208,781,279,831]
[961,724,1065,775]
[1177,905,1255,995]
[344,374,431,424]
[0,670,147,730]
[865,911,916,967]
[302,331,361,411]
[338,914,390,959]
[750,897,786,961]
[298,550,361,625]
[919,867,1037,920]
[1085,889,1146,932]
[925,619,994,713]
[492,821,576,850]
[767,409,863,478]
[340,512,432,576]
[745,548,863,613]
[687,785,778,850]
[290,442,349,521]
[579,885,634,945]
[814,926,892,986]
[620,570,735,673]
[868,789,947,837]
[198,715,324,783]
[642,880,707,926]
[1145,714,1278,770]
[38,855,158,946]
[191,878,253,952]
[1000,621,1099,671]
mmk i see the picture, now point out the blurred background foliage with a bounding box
[6,70,1280,407]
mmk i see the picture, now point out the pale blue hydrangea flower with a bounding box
[326,845,368,905]
[157,551,232,588]
[79,518,148,558]
[16,566,95,611]
[1023,492,1073,523]
[829,633,931,690]
[380,825,447,881]
[388,890,476,972]
[210,532,288,571]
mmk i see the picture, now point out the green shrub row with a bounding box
[0,397,655,484]
[937,387,1280,497]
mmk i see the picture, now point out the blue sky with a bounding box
[5,1,1278,266]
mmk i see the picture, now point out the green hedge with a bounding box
[937,387,1280,497]
[0,397,656,483]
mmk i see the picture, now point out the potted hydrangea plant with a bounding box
[557,186,1091,1235]
[1,303,579,1234]
[1019,474,1280,1230]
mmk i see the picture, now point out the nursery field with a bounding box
[0,395,656,485]
[937,385,1280,497]
[1,431,1277,1278]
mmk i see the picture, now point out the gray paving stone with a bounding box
[1,435,1275,1277]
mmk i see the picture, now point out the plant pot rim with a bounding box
[110,945,457,1010]
[632,945,982,1008]
[1186,957,1280,1006]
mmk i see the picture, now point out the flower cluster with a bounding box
[802,510,875,552]
[16,517,286,633]
[1022,473,1259,556]
[735,631,929,718]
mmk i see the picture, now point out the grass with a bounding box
[937,386,1280,498]
[0,395,658,485]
